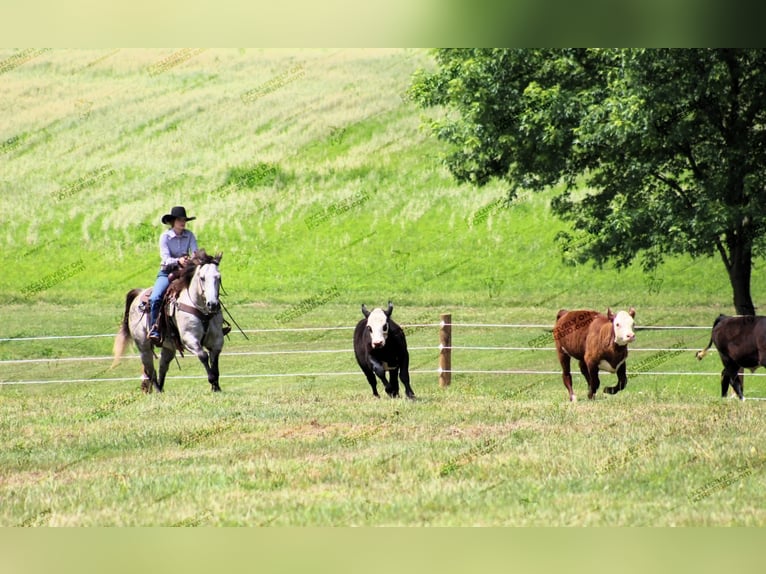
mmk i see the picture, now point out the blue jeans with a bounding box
[149,270,170,329]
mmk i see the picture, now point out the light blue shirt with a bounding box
[159,228,198,270]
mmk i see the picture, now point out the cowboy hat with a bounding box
[161,206,196,224]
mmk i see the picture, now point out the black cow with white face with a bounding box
[353,302,415,399]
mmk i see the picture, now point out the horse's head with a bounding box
[193,253,222,313]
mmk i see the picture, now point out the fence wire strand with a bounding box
[0,321,745,387]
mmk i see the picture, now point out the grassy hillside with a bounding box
[1,49,765,526]
[1,48,753,315]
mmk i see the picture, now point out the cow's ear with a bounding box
[628,306,636,318]
[385,301,394,317]
[607,307,615,320]
[362,304,370,318]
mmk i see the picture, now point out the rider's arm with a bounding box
[159,231,180,270]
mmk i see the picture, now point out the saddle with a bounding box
[137,286,185,353]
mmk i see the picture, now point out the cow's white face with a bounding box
[367,309,389,349]
[611,308,636,346]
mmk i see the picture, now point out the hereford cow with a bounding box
[553,307,636,401]
[695,314,766,401]
[353,302,415,399]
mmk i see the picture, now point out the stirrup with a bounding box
[149,325,163,345]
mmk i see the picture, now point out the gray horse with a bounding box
[112,252,225,392]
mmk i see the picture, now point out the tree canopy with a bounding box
[409,49,766,314]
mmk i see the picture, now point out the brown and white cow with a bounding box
[695,314,766,401]
[553,307,636,401]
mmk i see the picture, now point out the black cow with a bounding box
[353,302,415,399]
[696,314,766,400]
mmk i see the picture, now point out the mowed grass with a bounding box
[2,364,765,526]
[3,302,766,526]
[1,49,766,526]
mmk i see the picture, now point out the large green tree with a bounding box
[410,49,766,314]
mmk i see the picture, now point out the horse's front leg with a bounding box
[207,347,221,392]
[194,349,221,392]
[186,342,216,390]
[182,336,218,392]
[179,316,222,392]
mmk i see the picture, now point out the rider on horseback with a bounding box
[148,206,197,345]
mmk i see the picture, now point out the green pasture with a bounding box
[1,49,765,526]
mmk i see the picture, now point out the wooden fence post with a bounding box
[439,313,452,388]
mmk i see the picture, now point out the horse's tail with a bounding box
[112,288,142,368]
[696,314,726,360]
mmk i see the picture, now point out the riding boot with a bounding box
[149,298,163,344]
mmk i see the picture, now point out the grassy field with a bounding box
[1,48,766,526]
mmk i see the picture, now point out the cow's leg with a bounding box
[399,352,415,399]
[720,356,744,400]
[558,352,576,402]
[728,367,745,401]
[361,366,380,397]
[586,362,601,399]
[386,367,401,398]
[577,360,592,401]
[722,372,732,398]
[370,358,391,397]
[604,363,628,395]
[577,360,590,384]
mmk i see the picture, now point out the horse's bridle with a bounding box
[176,263,221,331]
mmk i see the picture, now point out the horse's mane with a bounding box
[167,249,222,297]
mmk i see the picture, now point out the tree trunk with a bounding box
[727,234,755,315]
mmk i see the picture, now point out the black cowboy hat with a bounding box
[161,206,196,224]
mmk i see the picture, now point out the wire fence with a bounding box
[0,321,715,343]
[1,321,756,388]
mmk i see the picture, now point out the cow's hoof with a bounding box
[211,384,221,392]
[406,394,416,401]
[569,395,577,402]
